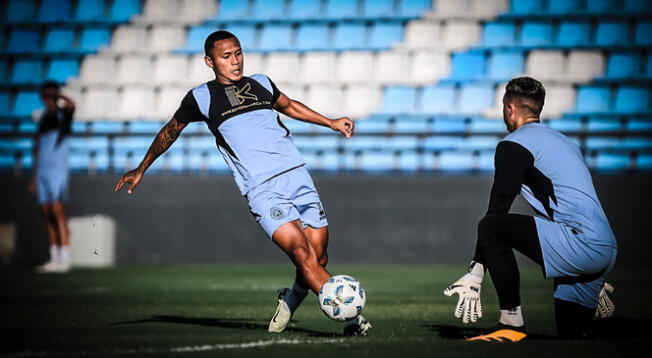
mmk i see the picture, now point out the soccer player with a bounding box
[114,31,371,335]
[444,77,617,341]
[31,81,75,273]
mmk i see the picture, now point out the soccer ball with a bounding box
[318,275,366,322]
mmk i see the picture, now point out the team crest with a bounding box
[270,206,285,220]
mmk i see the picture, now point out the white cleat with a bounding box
[35,261,63,274]
[343,315,372,336]
[268,288,292,333]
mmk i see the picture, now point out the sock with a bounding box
[49,245,59,263]
[58,246,71,264]
[467,261,485,282]
[499,306,524,327]
[284,280,309,313]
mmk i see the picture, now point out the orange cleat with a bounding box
[466,326,527,342]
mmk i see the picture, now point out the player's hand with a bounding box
[595,282,615,319]
[330,117,354,138]
[444,274,483,324]
[114,168,144,194]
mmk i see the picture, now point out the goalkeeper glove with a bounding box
[444,273,483,324]
[594,282,615,319]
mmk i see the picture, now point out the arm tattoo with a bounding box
[138,119,185,171]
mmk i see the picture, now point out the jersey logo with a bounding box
[225,83,258,106]
[270,206,285,220]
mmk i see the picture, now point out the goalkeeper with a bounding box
[444,77,617,341]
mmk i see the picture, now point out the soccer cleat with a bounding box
[268,288,292,333]
[466,324,527,342]
[35,261,64,274]
[343,315,372,336]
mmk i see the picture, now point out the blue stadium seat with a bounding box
[295,24,330,51]
[510,0,543,14]
[5,0,36,22]
[6,30,40,53]
[281,119,312,134]
[17,120,37,133]
[464,136,500,151]
[482,22,516,47]
[258,24,293,51]
[469,117,506,133]
[478,151,495,171]
[11,60,43,84]
[0,92,9,113]
[575,86,611,113]
[381,87,417,114]
[585,137,620,150]
[91,121,124,133]
[348,151,396,171]
[622,138,652,150]
[183,26,216,52]
[78,27,111,51]
[37,0,71,22]
[224,24,256,49]
[43,29,75,52]
[332,23,367,50]
[586,0,618,13]
[547,0,580,13]
[635,22,652,46]
[625,0,652,13]
[74,0,105,21]
[459,84,494,114]
[343,136,386,151]
[606,53,642,78]
[487,50,524,80]
[213,0,250,20]
[420,85,455,114]
[109,0,141,22]
[520,22,553,47]
[69,137,110,152]
[11,91,41,116]
[422,136,466,151]
[594,152,631,170]
[46,59,79,83]
[636,154,652,169]
[556,22,590,47]
[587,117,622,132]
[251,0,285,20]
[385,136,418,151]
[368,22,404,50]
[362,0,394,18]
[627,117,652,131]
[439,151,474,171]
[614,87,649,113]
[293,136,338,151]
[399,0,431,17]
[126,121,164,134]
[547,118,583,132]
[432,117,466,132]
[394,118,429,133]
[398,151,420,171]
[288,0,321,19]
[325,0,358,19]
[355,119,391,133]
[450,52,485,80]
[595,22,629,46]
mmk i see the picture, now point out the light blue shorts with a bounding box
[246,166,328,238]
[36,131,69,204]
[535,217,617,308]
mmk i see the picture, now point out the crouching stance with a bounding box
[445,77,617,341]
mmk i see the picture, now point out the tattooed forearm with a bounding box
[137,118,186,172]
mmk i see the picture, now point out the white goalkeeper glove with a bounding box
[594,282,615,319]
[444,273,483,324]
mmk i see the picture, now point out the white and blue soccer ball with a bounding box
[318,275,366,322]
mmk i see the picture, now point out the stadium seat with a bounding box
[556,22,590,47]
[566,51,605,82]
[625,0,652,13]
[151,55,187,84]
[355,119,391,133]
[74,0,105,21]
[627,117,652,131]
[520,22,553,47]
[458,84,494,114]
[325,0,358,19]
[362,0,394,18]
[380,87,417,114]
[464,136,500,151]
[46,59,79,83]
[11,91,41,117]
[332,23,367,50]
[0,92,10,113]
[595,22,629,46]
[5,0,36,22]
[78,27,111,51]
[258,24,293,51]
[147,25,186,52]
[265,53,301,82]
[109,0,141,22]
[76,88,118,120]
[422,136,465,151]
[587,117,622,132]
[43,29,75,52]
[6,30,40,53]
[113,55,150,84]
[293,136,339,151]
[614,87,649,113]
[586,0,618,13]
[547,118,583,132]
[594,152,631,170]
[469,117,506,133]
[432,117,467,132]
[541,85,575,118]
[482,22,516,47]
[342,85,382,118]
[251,0,285,20]
[547,0,580,13]
[288,0,321,19]
[420,85,455,114]
[487,50,524,80]
[224,24,257,50]
[295,24,330,51]
[509,0,543,14]
[634,22,652,46]
[636,154,652,169]
[213,0,249,20]
[439,151,474,171]
[10,60,42,84]
[139,0,176,21]
[305,85,343,117]
[37,0,70,22]
[575,86,611,113]
[89,121,124,133]
[337,52,375,82]
[399,0,432,17]
[77,55,114,83]
[525,50,563,81]
[449,52,485,80]
[183,26,216,52]
[374,51,410,82]
[368,22,404,50]
[394,117,430,133]
[606,53,642,78]
[410,50,450,83]
[110,26,147,52]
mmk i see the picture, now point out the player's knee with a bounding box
[51,202,65,216]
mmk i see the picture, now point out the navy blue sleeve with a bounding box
[174,91,204,123]
[487,140,535,214]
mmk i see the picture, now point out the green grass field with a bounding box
[1,265,650,357]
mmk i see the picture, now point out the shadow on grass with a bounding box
[109,315,340,338]
[425,317,652,341]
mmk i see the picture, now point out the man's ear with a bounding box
[204,55,213,69]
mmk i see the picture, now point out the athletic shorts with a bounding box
[36,169,69,204]
[245,166,328,238]
[535,217,617,308]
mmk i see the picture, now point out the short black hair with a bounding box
[504,76,546,116]
[40,80,61,92]
[204,30,238,56]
